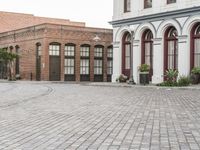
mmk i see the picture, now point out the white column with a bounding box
[152,38,163,84]
[112,41,121,82]
[178,35,190,77]
[133,40,140,84]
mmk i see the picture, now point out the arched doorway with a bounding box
[164,26,178,75]
[122,32,131,78]
[141,29,153,81]
[191,23,200,69]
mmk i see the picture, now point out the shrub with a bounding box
[139,64,150,72]
[191,67,200,74]
[165,69,178,83]
[177,76,191,86]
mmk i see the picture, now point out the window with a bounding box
[167,0,176,4]
[94,46,103,75]
[144,0,152,9]
[15,45,20,75]
[80,46,90,57]
[164,27,178,71]
[65,45,75,56]
[37,44,42,56]
[64,59,74,75]
[49,45,60,56]
[124,0,131,13]
[80,46,90,75]
[94,47,103,57]
[107,47,113,75]
[80,59,89,75]
[122,32,131,78]
[191,24,200,68]
[36,43,41,81]
[142,30,153,80]
[64,44,75,75]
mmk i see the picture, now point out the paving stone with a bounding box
[0,82,200,150]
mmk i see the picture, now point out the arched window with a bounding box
[142,29,153,80]
[15,45,20,75]
[144,0,152,9]
[122,32,131,78]
[191,24,200,68]
[94,45,104,82]
[164,27,178,72]
[64,43,76,81]
[36,43,41,81]
[124,0,131,13]
[107,46,113,82]
[80,44,90,81]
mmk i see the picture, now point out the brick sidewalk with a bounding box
[0,82,200,150]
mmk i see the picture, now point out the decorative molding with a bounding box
[111,6,200,27]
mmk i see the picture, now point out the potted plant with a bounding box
[191,67,200,84]
[139,64,150,85]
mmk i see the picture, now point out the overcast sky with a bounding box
[0,0,113,28]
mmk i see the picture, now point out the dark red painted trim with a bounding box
[122,32,131,78]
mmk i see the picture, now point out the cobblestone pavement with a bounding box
[0,82,200,150]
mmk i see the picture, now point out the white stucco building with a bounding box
[111,0,200,84]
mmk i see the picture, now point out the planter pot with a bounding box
[140,72,149,85]
[191,73,200,84]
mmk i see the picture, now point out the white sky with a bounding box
[0,0,113,28]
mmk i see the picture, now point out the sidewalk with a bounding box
[1,79,200,90]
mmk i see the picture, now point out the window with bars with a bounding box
[124,0,131,13]
[107,47,113,75]
[94,60,103,75]
[80,46,90,57]
[125,44,131,69]
[166,27,178,70]
[80,59,90,75]
[49,45,60,56]
[94,47,103,57]
[94,46,103,75]
[65,45,75,57]
[64,59,74,75]
[144,0,152,9]
[37,45,42,56]
[194,38,200,67]
[80,46,90,75]
[167,0,176,4]
[64,44,75,75]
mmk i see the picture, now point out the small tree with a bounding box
[0,48,18,80]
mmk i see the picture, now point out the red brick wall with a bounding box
[0,11,85,33]
[0,24,113,82]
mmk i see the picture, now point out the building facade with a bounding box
[0,12,113,82]
[111,0,200,84]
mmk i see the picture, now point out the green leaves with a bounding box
[0,48,18,62]
[191,67,200,74]
[139,64,150,72]
[165,69,178,83]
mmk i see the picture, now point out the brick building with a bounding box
[0,12,113,82]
